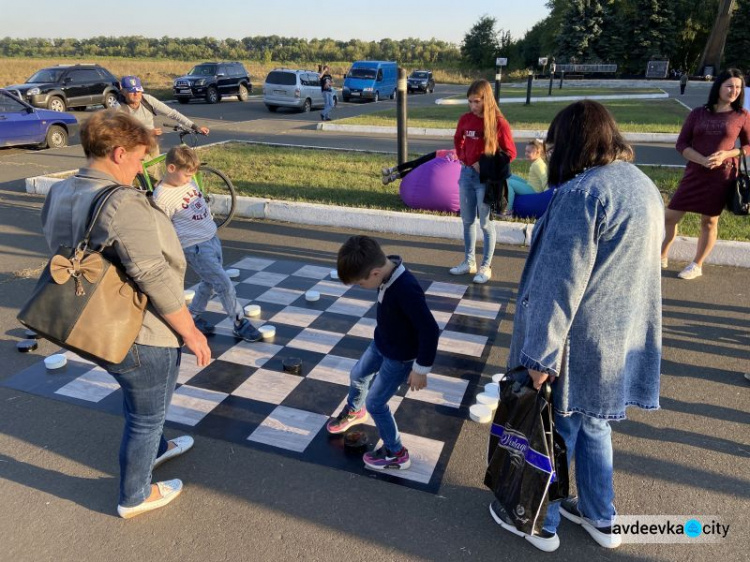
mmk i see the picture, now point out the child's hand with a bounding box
[407,371,427,391]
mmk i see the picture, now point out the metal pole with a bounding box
[525,70,533,105]
[495,64,501,102]
[548,61,555,96]
[559,70,565,90]
[396,67,408,165]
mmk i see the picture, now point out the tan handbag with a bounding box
[18,185,148,364]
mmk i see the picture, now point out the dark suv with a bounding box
[4,64,120,112]
[407,70,435,94]
[173,62,252,104]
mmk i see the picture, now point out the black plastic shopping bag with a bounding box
[484,368,568,536]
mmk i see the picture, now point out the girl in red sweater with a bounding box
[451,79,516,283]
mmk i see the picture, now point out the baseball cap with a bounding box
[121,76,144,93]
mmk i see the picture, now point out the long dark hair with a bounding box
[705,68,745,113]
[546,100,633,187]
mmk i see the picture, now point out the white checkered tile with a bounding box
[326,297,373,317]
[347,317,377,339]
[286,328,344,355]
[167,385,228,426]
[248,406,328,453]
[404,372,469,409]
[240,271,289,287]
[293,265,332,279]
[437,330,488,357]
[454,298,502,320]
[269,306,323,328]
[230,257,275,271]
[310,279,350,298]
[55,367,118,402]
[219,340,283,368]
[232,369,302,404]
[256,287,304,306]
[307,355,358,386]
[425,281,467,300]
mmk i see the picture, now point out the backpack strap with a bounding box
[140,95,157,117]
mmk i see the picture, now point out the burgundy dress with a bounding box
[669,106,750,216]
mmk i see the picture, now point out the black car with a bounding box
[4,64,120,112]
[173,62,252,104]
[407,70,435,94]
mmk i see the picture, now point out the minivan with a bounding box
[263,68,338,113]
[342,61,397,103]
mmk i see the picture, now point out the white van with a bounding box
[263,68,338,113]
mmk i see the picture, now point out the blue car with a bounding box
[0,89,78,149]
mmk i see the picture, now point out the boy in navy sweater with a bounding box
[327,235,439,470]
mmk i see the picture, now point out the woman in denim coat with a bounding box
[492,101,663,552]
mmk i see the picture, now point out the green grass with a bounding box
[445,87,665,99]
[339,99,689,134]
[200,143,750,241]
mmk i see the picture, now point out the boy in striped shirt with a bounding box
[153,146,261,342]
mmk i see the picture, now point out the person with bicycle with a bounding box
[117,75,210,139]
[152,145,262,343]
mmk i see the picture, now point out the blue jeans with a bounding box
[347,341,413,452]
[459,166,496,267]
[543,412,616,533]
[185,235,243,322]
[106,344,181,507]
[322,90,335,119]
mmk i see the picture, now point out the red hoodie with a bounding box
[454,111,516,166]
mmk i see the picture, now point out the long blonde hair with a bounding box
[467,79,502,155]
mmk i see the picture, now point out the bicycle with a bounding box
[137,124,238,229]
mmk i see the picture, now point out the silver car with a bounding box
[263,68,338,113]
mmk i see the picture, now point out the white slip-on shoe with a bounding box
[153,436,194,469]
[489,501,560,553]
[677,262,702,280]
[117,479,183,519]
[449,261,477,275]
[660,256,669,269]
[473,266,492,284]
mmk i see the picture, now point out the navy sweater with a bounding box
[374,257,439,374]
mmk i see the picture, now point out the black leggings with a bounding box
[396,152,438,178]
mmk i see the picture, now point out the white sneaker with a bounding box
[677,262,702,280]
[117,479,183,519]
[381,166,395,176]
[660,256,669,269]
[473,266,492,284]
[449,261,477,275]
[489,501,560,552]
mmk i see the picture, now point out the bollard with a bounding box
[548,59,556,96]
[495,64,502,102]
[397,67,408,165]
[559,70,565,90]
[525,70,533,106]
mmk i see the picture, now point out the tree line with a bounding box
[0,35,461,66]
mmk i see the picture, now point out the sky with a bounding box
[2,0,550,45]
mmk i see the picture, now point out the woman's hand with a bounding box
[529,368,555,390]
[472,162,480,173]
[184,328,211,367]
[705,151,727,168]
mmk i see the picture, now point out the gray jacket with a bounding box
[117,93,196,131]
[41,168,187,348]
[508,161,663,420]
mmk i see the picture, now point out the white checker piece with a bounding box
[232,369,302,404]
[167,385,228,426]
[438,330,488,357]
[248,405,328,453]
[55,367,118,402]
[240,271,289,287]
[270,305,323,328]
[425,281,467,299]
[219,341,284,368]
[307,355,358,386]
[454,298,502,320]
[286,328,344,355]
[230,257,275,271]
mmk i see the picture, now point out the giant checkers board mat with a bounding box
[4,256,508,492]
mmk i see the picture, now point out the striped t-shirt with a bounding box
[153,180,217,249]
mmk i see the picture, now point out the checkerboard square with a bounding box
[307,354,358,386]
[219,340,284,368]
[235,283,275,301]
[371,432,444,485]
[167,385,228,426]
[177,354,214,385]
[214,315,266,335]
[310,279,350,298]
[269,305,323,328]
[202,295,251,315]
[347,317,376,339]
[240,271,289,287]
[404,372,469,409]
[438,330,488,357]
[309,312,359,334]
[287,328,344,355]
[431,310,452,330]
[186,359,251,394]
[454,298,502,320]
[256,287,304,306]
[231,257,275,271]
[293,264,332,279]
[332,396,403,426]
[232,368,302,404]
[247,405,328,453]
[326,297,374,317]
[55,367,118,402]
[425,281,467,300]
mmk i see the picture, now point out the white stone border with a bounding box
[435,92,669,105]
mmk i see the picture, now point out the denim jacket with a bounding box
[508,161,663,420]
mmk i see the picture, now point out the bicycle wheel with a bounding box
[198,165,237,229]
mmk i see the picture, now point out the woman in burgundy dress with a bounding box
[661,68,750,280]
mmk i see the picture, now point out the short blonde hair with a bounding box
[165,145,200,173]
[80,110,155,158]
